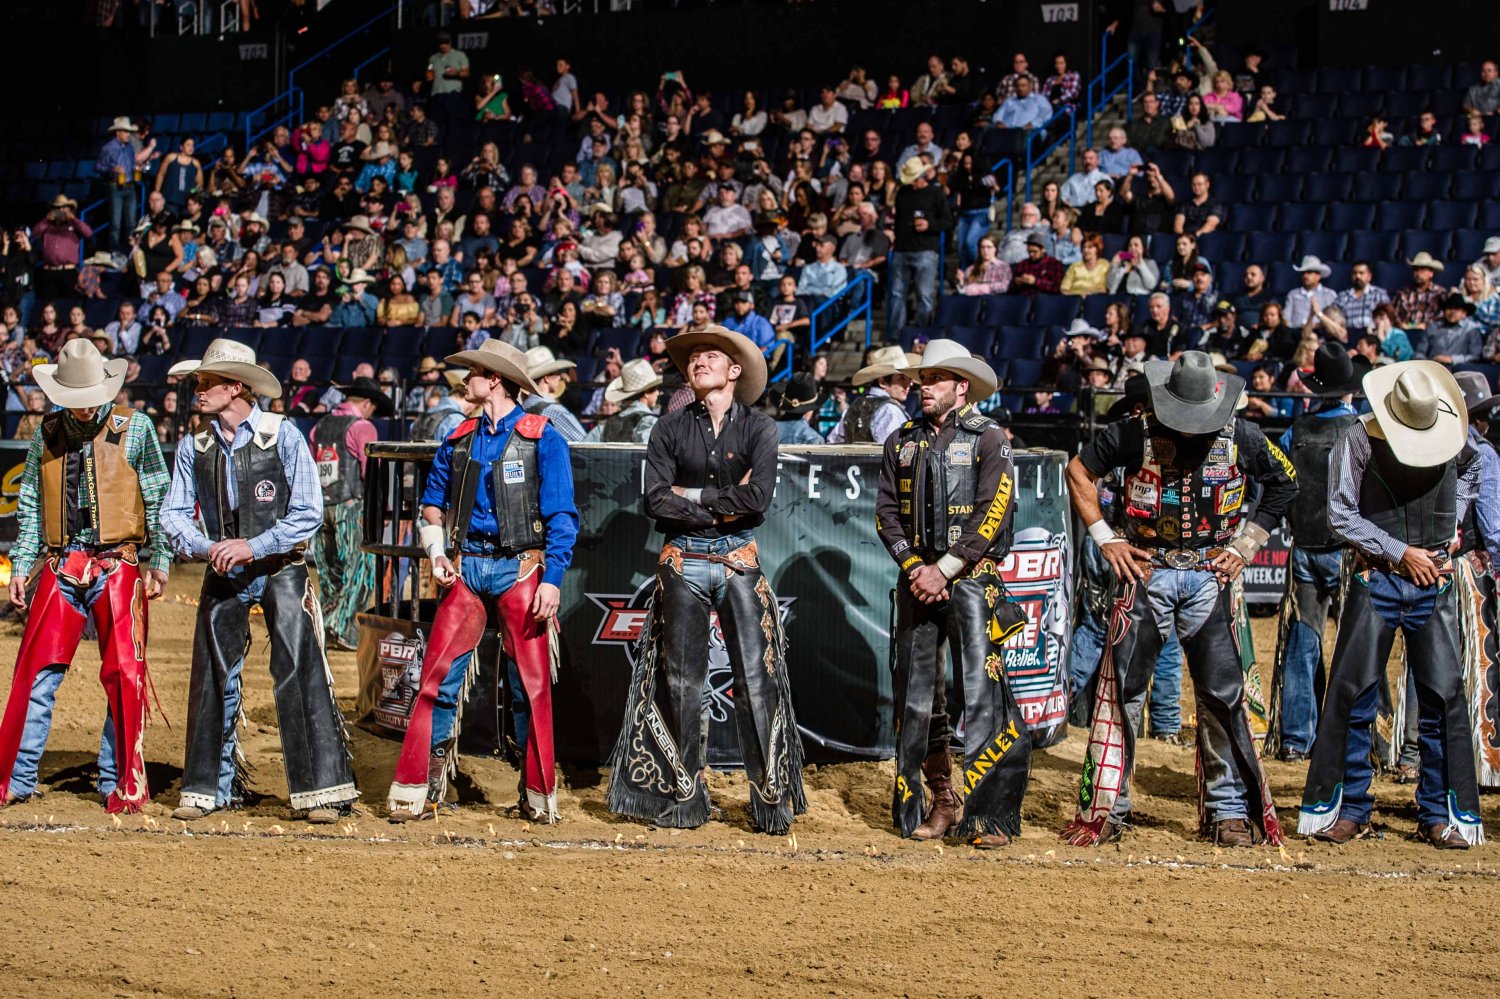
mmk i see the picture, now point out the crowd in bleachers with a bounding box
[0,26,1497,441]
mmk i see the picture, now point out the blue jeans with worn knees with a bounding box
[432,547,522,745]
[888,250,939,334]
[1149,631,1184,735]
[1280,547,1344,753]
[1068,616,1106,697]
[10,668,119,797]
[1147,567,1248,820]
[956,209,991,269]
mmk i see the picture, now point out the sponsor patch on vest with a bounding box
[254,479,277,503]
[1208,438,1236,466]
[109,412,129,433]
[1216,481,1244,515]
[1127,475,1160,514]
[947,442,973,466]
[898,442,917,466]
[1151,437,1176,466]
[1158,517,1180,541]
[948,526,962,546]
[1200,464,1232,480]
[502,460,526,484]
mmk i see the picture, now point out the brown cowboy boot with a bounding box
[911,752,960,841]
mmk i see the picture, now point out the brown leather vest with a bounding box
[39,404,146,549]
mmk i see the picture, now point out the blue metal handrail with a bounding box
[244,86,304,152]
[1086,52,1134,148]
[1024,105,1076,203]
[354,47,392,82]
[809,270,876,353]
[1183,9,1216,70]
[287,3,401,96]
[764,340,794,382]
[991,157,1015,232]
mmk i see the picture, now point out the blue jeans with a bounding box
[888,250,938,334]
[955,209,991,269]
[107,185,137,252]
[431,546,523,745]
[1279,547,1344,753]
[668,531,754,601]
[1069,614,1183,735]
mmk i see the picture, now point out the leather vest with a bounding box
[1289,411,1358,551]
[1359,433,1457,550]
[1121,415,1245,550]
[602,408,651,443]
[39,405,146,549]
[844,393,901,444]
[444,413,547,555]
[892,405,1010,559]
[311,414,365,504]
[193,413,292,542]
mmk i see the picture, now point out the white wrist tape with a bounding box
[1229,522,1270,562]
[418,523,447,561]
[936,553,966,580]
[1088,519,1124,547]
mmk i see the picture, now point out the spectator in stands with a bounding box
[1367,303,1413,362]
[1098,127,1143,180]
[796,235,848,304]
[1227,263,1269,330]
[417,267,454,328]
[1118,162,1175,235]
[1112,330,1150,387]
[143,271,186,321]
[896,122,944,170]
[220,274,258,328]
[12,388,45,440]
[426,238,463,291]
[808,87,849,136]
[703,186,752,241]
[1464,61,1500,117]
[1476,237,1500,287]
[255,272,296,328]
[1460,113,1492,147]
[888,158,948,331]
[291,268,335,327]
[1395,252,1449,331]
[946,151,995,269]
[1048,208,1081,265]
[1061,234,1109,296]
[1127,93,1171,152]
[376,274,421,328]
[1177,262,1218,336]
[1400,110,1443,147]
[721,289,775,354]
[1011,232,1062,296]
[1253,301,1299,362]
[1138,291,1184,356]
[910,55,950,107]
[1245,84,1285,123]
[1165,232,1205,293]
[1204,300,1256,359]
[140,306,173,354]
[1173,173,1223,236]
[551,57,580,116]
[1242,366,1294,422]
[1361,114,1394,150]
[939,55,980,106]
[1170,94,1216,150]
[875,76,908,110]
[1060,149,1108,208]
[328,269,379,327]
[1039,51,1078,111]
[1203,72,1243,123]
[209,146,248,198]
[997,202,1047,265]
[1284,256,1337,330]
[156,138,204,215]
[31,196,92,300]
[1332,261,1390,337]
[837,203,890,284]
[993,76,1052,130]
[957,236,1011,296]
[995,51,1040,102]
[1107,234,1160,296]
[425,32,470,151]
[1461,265,1500,336]
[267,242,309,299]
[1423,294,1484,364]
[104,302,142,356]
[835,66,876,110]
[98,117,143,252]
[1075,179,1127,236]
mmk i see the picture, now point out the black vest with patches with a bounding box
[1359,433,1458,550]
[844,393,901,443]
[193,413,293,542]
[893,406,1010,559]
[1289,411,1358,551]
[311,415,365,504]
[1120,416,1245,550]
[445,420,545,554]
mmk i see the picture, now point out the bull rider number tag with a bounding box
[314,443,339,488]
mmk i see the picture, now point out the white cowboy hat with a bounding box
[1064,318,1106,341]
[107,116,139,133]
[898,156,933,186]
[369,141,397,159]
[444,339,541,397]
[168,337,283,399]
[702,129,728,145]
[525,345,576,380]
[32,339,127,410]
[1406,251,1445,271]
[50,193,79,210]
[664,325,769,405]
[912,339,998,400]
[239,211,269,228]
[1292,255,1331,277]
[1361,359,1467,467]
[342,215,376,237]
[852,344,921,386]
[604,357,664,405]
[347,268,376,284]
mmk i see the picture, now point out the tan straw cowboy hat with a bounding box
[664,324,769,405]
[1361,359,1467,467]
[32,339,128,410]
[912,338,999,400]
[852,344,921,386]
[898,156,933,186]
[605,357,664,405]
[525,345,577,380]
[444,339,541,397]
[168,337,283,399]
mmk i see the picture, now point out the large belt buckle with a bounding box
[1161,549,1201,570]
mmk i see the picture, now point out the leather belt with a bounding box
[1149,546,1225,570]
[1355,548,1454,580]
[678,551,749,574]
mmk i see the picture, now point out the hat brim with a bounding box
[31,358,128,410]
[1301,357,1369,399]
[528,359,577,379]
[170,358,283,399]
[1293,264,1331,278]
[779,394,822,417]
[1144,359,1245,435]
[912,355,998,402]
[604,373,663,405]
[1361,360,1467,467]
[344,387,396,417]
[444,348,541,398]
[664,328,768,406]
[851,354,920,386]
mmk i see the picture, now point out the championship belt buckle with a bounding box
[1160,549,1201,570]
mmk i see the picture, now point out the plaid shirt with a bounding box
[1010,254,1064,295]
[995,71,1041,103]
[11,408,172,578]
[426,258,465,292]
[1393,283,1448,329]
[1333,284,1390,333]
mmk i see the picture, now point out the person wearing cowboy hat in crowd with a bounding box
[31,195,93,301]
[1202,300,1258,360]
[96,117,147,252]
[236,211,271,258]
[308,376,393,652]
[1050,318,1109,395]
[827,344,919,444]
[1299,361,1486,849]
[607,325,807,834]
[0,340,172,813]
[585,358,662,443]
[158,339,358,823]
[1064,350,1297,848]
[327,268,379,327]
[1420,293,1483,365]
[1395,252,1451,332]
[873,339,1030,847]
[521,347,586,441]
[889,156,952,335]
[391,339,578,823]
[402,357,449,416]
[1282,255,1337,331]
[775,371,826,444]
[354,142,398,193]
[1263,344,1368,763]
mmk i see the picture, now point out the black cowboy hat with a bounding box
[1439,292,1477,315]
[342,375,395,417]
[778,371,823,417]
[1300,342,1364,398]
[1106,370,1151,421]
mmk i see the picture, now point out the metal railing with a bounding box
[245,87,305,153]
[1183,8,1216,70]
[1086,48,1135,150]
[808,269,876,354]
[1024,105,1076,204]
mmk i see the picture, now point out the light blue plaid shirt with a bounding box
[161,407,324,562]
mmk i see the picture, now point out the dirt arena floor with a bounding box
[0,565,1497,999]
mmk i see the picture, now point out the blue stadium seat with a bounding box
[1311,118,1361,148]
[1347,231,1399,262]
[1266,262,1301,296]
[1218,123,1263,148]
[1247,231,1296,263]
[1406,65,1451,91]
[979,295,1028,326]
[1277,203,1325,232]
[934,295,983,326]
[981,129,1025,159]
[1319,67,1362,93]
[381,326,424,359]
[1236,147,1285,175]
[1217,264,1247,296]
[1372,261,1411,292]
[1452,229,1489,262]
[339,329,383,358]
[1453,172,1500,202]
[947,326,995,356]
[594,328,640,357]
[1429,201,1478,231]
[1297,233,1347,262]
[1150,149,1194,176]
[180,112,207,133]
[1378,146,1429,173]
[994,325,1045,359]
[1080,295,1126,327]
[1277,67,1319,94]
[1028,295,1078,327]
[1211,174,1254,203]
[1478,145,1500,171]
[1362,65,1406,91]
[1327,202,1377,231]
[206,111,235,133]
[896,326,934,352]
[1282,147,1330,175]
[1261,120,1311,148]
[221,329,262,352]
[421,328,461,357]
[180,328,219,356]
[1254,174,1301,204]
[1401,172,1450,201]
[1302,173,1354,204]
[152,113,180,134]
[1293,93,1337,119]
[1337,93,1384,120]
[1375,202,1426,230]
[1431,147,1477,173]
[332,356,367,381]
[1332,148,1381,174]
[1399,229,1447,262]
[1005,358,1046,387]
[1232,203,1276,230]
[297,329,343,357]
[1196,231,1243,263]
[1196,147,1236,176]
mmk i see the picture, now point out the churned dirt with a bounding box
[0,565,1496,999]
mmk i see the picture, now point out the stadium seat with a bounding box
[1311,118,1360,147]
[1337,93,1384,120]
[1232,203,1276,230]
[1277,203,1325,232]
[1375,202,1426,230]
[1211,175,1254,203]
[152,113,180,133]
[1453,172,1500,202]
[1406,64,1451,91]
[1431,147,1477,173]
[1301,173,1354,204]
[1218,123,1262,148]
[1247,231,1296,263]
[994,325,1045,359]
[1254,174,1301,204]
[221,329,262,352]
[1378,146,1428,173]
[1362,65,1405,91]
[1347,231,1399,262]
[896,326,940,352]
[381,327,424,359]
[1293,93,1337,119]
[180,112,207,133]
[180,328,219,356]
[1237,147,1285,175]
[339,329,383,360]
[1478,145,1500,171]
[978,295,1028,326]
[1028,295,1079,327]
[421,328,462,357]
[1004,358,1046,388]
[1398,229,1446,262]
[1297,233,1347,262]
[1372,261,1411,292]
[1217,264,1248,296]
[1080,295,1126,327]
[1266,263,1301,296]
[1452,229,1489,262]
[1319,67,1362,92]
[1332,147,1381,174]
[1401,171,1450,201]
[934,295,982,326]
[1428,200,1478,231]
[1197,148,1236,176]
[1327,202,1377,231]
[1261,120,1311,148]
[297,329,343,357]
[1196,231,1242,263]
[946,325,995,356]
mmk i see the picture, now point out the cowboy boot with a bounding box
[911,752,960,841]
[428,737,456,806]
